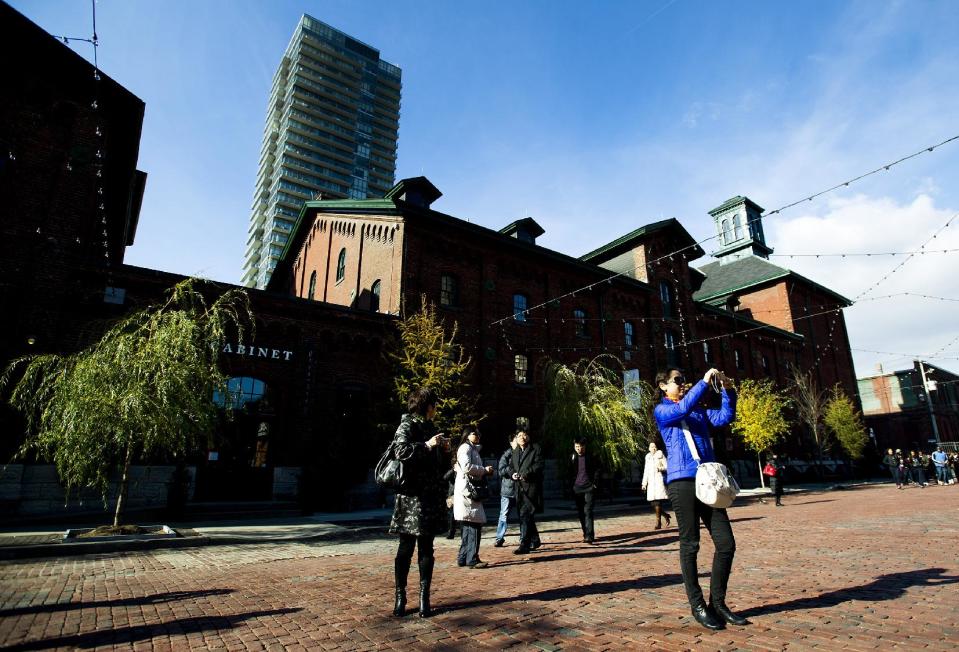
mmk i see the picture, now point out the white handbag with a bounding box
[681,420,740,508]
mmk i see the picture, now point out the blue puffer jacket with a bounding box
[654,380,737,484]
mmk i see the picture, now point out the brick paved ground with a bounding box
[1,484,957,651]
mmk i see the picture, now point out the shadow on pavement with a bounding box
[0,588,235,618]
[440,573,685,612]
[739,567,959,618]
[5,607,302,650]
[783,499,836,506]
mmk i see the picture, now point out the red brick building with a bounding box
[268,180,859,471]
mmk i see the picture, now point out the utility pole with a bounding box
[917,360,941,445]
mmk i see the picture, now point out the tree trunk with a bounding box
[758,452,766,488]
[113,441,134,527]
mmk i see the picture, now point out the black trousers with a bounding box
[457,522,482,566]
[887,466,901,486]
[519,510,540,549]
[574,488,595,540]
[396,533,434,568]
[667,479,736,607]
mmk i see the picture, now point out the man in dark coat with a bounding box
[509,428,543,554]
[568,438,601,543]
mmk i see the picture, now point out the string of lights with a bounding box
[854,209,958,301]
[852,347,959,360]
[489,133,959,327]
[771,248,958,258]
[930,333,959,359]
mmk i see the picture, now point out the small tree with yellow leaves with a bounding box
[390,295,479,434]
[824,386,868,460]
[730,379,791,487]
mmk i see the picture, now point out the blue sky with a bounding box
[11,0,959,379]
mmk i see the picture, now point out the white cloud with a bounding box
[765,193,959,375]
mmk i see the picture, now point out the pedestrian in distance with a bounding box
[569,438,601,543]
[932,447,949,485]
[443,467,457,539]
[762,455,785,506]
[453,427,495,569]
[882,448,901,489]
[641,441,671,529]
[509,428,543,554]
[655,367,747,631]
[908,450,927,488]
[493,432,520,547]
[896,449,908,488]
[388,387,450,618]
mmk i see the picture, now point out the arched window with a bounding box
[513,294,528,322]
[721,219,731,245]
[665,330,680,367]
[624,322,635,348]
[514,354,529,384]
[733,213,744,240]
[440,274,458,306]
[214,377,267,410]
[660,281,674,318]
[307,270,317,300]
[573,309,587,337]
[335,248,347,282]
[370,279,381,312]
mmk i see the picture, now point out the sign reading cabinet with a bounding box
[222,343,294,361]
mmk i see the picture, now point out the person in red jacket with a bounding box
[762,455,784,506]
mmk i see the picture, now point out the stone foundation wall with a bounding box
[0,464,196,517]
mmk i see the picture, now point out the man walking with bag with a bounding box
[509,429,543,555]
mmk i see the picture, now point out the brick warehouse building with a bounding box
[267,178,860,481]
[0,3,397,516]
[858,361,959,453]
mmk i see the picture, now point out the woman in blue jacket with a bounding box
[654,367,747,631]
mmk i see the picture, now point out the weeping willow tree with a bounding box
[1,279,253,527]
[543,355,655,474]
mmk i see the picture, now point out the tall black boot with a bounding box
[393,555,411,617]
[418,556,434,618]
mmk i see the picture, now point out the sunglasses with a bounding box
[669,375,686,385]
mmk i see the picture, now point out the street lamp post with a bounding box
[917,360,941,445]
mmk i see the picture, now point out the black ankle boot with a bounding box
[393,555,411,617]
[392,588,406,617]
[691,603,725,630]
[418,557,434,618]
[710,600,750,626]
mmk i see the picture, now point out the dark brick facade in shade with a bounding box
[270,178,860,460]
[0,3,398,511]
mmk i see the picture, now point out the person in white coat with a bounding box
[641,441,672,530]
[454,427,494,568]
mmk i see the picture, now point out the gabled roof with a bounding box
[708,195,765,216]
[579,218,705,264]
[694,256,852,306]
[267,178,654,294]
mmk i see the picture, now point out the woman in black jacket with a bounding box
[388,388,450,618]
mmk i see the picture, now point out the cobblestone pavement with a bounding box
[1,484,957,651]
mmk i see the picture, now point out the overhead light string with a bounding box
[488,134,959,328]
